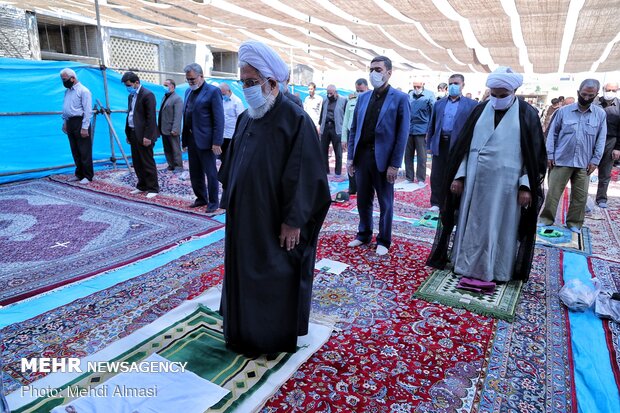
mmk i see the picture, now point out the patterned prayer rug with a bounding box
[14,305,293,413]
[50,163,224,215]
[1,240,225,394]
[587,256,620,387]
[535,225,592,255]
[414,270,524,322]
[0,180,221,305]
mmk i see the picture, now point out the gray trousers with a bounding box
[405,134,426,182]
[539,166,589,229]
[596,137,617,204]
[162,133,183,170]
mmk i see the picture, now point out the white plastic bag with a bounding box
[559,278,600,311]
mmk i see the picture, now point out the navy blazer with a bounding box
[183,83,225,150]
[426,95,478,156]
[348,87,410,172]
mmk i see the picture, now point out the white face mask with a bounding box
[370,71,385,89]
[604,91,617,100]
[490,94,514,110]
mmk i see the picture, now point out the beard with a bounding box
[247,92,276,119]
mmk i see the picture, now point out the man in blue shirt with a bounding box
[405,80,434,185]
[426,74,478,210]
[539,79,607,233]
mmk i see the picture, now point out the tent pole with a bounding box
[95,99,132,172]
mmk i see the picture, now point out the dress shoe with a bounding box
[189,200,207,208]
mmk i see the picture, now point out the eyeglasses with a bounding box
[237,78,267,88]
[185,76,202,84]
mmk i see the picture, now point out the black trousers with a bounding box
[187,136,219,210]
[430,137,451,208]
[321,123,342,175]
[596,137,617,204]
[66,116,94,180]
[129,129,159,193]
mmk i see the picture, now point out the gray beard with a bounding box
[247,93,276,119]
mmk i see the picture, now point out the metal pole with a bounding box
[94,0,105,65]
[95,99,132,172]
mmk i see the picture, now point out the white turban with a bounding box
[238,41,289,83]
[486,66,523,91]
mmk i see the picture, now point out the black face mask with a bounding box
[578,95,595,107]
[63,78,74,89]
[328,95,336,102]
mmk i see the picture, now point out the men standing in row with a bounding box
[122,71,159,198]
[219,40,330,355]
[182,63,224,213]
[342,78,369,195]
[319,85,346,176]
[428,67,546,282]
[539,79,607,232]
[60,68,93,184]
[347,56,410,256]
[593,82,620,208]
[426,74,478,211]
[158,78,184,172]
[405,80,434,185]
[219,82,245,156]
[303,82,322,133]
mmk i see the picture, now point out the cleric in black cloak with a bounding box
[218,41,331,354]
[427,67,546,282]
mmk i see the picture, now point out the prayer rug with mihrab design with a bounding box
[414,269,524,322]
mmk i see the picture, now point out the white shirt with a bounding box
[222,93,245,139]
[303,94,322,127]
[128,85,142,128]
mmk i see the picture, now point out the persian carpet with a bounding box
[586,256,620,388]
[261,234,575,412]
[1,240,225,394]
[535,225,592,255]
[50,162,224,215]
[14,305,294,413]
[414,270,524,322]
[0,180,221,305]
[262,230,499,412]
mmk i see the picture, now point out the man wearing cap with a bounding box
[428,67,546,282]
[218,41,330,355]
[346,56,410,256]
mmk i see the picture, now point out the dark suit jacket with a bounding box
[348,87,410,172]
[183,83,225,150]
[125,86,159,141]
[426,95,478,156]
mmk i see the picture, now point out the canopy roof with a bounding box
[9,0,620,73]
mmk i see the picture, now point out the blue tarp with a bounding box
[0,57,348,184]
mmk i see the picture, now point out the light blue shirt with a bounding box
[62,82,92,129]
[441,96,461,134]
[547,103,607,168]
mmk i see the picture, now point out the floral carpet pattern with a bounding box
[1,240,225,394]
[0,180,220,305]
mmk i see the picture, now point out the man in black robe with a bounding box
[427,67,546,282]
[218,41,331,355]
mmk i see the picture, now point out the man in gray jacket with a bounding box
[158,78,184,171]
[319,84,346,175]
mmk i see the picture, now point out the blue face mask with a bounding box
[448,84,461,96]
[243,84,267,109]
[164,86,170,93]
[223,95,231,102]
[126,85,137,95]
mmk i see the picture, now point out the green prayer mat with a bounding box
[413,270,523,322]
[15,305,293,413]
[414,212,439,228]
